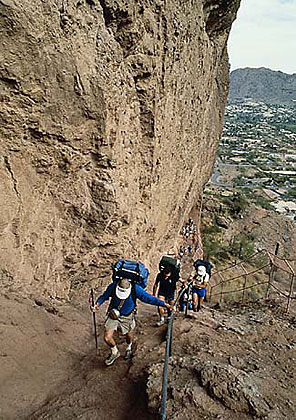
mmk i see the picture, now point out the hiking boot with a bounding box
[125,348,133,360]
[105,351,120,366]
[156,318,165,327]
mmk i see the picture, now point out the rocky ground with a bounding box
[1,281,295,419]
[1,199,294,420]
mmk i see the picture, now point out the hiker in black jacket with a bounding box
[153,267,177,326]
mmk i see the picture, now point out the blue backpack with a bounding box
[112,258,149,289]
[193,259,212,276]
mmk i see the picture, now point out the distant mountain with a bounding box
[228,67,296,105]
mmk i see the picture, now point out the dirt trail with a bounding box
[27,303,166,420]
[0,243,205,420]
[1,250,295,419]
[0,251,193,420]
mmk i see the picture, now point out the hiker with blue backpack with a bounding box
[90,259,173,366]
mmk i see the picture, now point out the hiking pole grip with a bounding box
[90,288,98,350]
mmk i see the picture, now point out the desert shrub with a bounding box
[203,224,221,235]
[222,193,249,216]
[230,233,255,260]
[288,186,296,199]
[255,196,274,210]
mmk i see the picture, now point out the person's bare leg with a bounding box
[104,329,116,348]
[125,331,133,345]
[104,329,120,365]
[198,296,204,310]
[168,299,175,316]
[194,295,203,312]
[157,296,165,325]
[125,331,133,359]
[192,293,198,311]
[158,295,165,318]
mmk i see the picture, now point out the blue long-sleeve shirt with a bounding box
[96,282,166,316]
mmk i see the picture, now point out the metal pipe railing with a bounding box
[160,286,188,420]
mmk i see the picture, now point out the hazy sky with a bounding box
[228,0,296,74]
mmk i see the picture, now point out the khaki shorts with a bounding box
[105,312,136,335]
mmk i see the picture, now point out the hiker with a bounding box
[192,265,210,312]
[90,278,173,366]
[178,275,193,312]
[179,246,185,259]
[153,266,178,326]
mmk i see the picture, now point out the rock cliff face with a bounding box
[0,0,240,298]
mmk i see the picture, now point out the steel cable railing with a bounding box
[160,286,188,420]
[211,263,270,288]
[210,280,269,297]
[269,282,296,299]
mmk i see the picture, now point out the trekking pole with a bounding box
[90,288,98,350]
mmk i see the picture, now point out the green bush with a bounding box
[255,196,274,210]
[203,224,221,235]
[230,233,255,260]
[288,186,296,198]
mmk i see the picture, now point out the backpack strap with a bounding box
[131,283,137,306]
[117,298,126,311]
[127,283,137,315]
[107,284,120,313]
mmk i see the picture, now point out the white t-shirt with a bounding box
[193,273,209,288]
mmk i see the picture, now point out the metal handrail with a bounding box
[210,280,269,296]
[211,263,270,288]
[159,248,295,419]
[269,282,296,299]
[160,286,188,420]
[160,314,174,420]
[211,249,267,275]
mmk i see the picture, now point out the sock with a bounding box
[126,343,132,351]
[111,345,118,355]
[160,317,164,322]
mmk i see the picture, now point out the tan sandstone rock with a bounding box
[0,0,240,299]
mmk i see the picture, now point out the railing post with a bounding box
[286,274,295,314]
[241,263,248,303]
[209,282,212,303]
[217,272,225,305]
[266,262,274,301]
[220,277,224,304]
[239,243,242,259]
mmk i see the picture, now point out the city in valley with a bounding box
[208,100,296,221]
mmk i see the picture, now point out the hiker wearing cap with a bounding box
[192,265,210,312]
[91,278,173,366]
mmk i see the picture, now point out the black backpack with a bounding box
[159,256,180,280]
[193,259,212,276]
